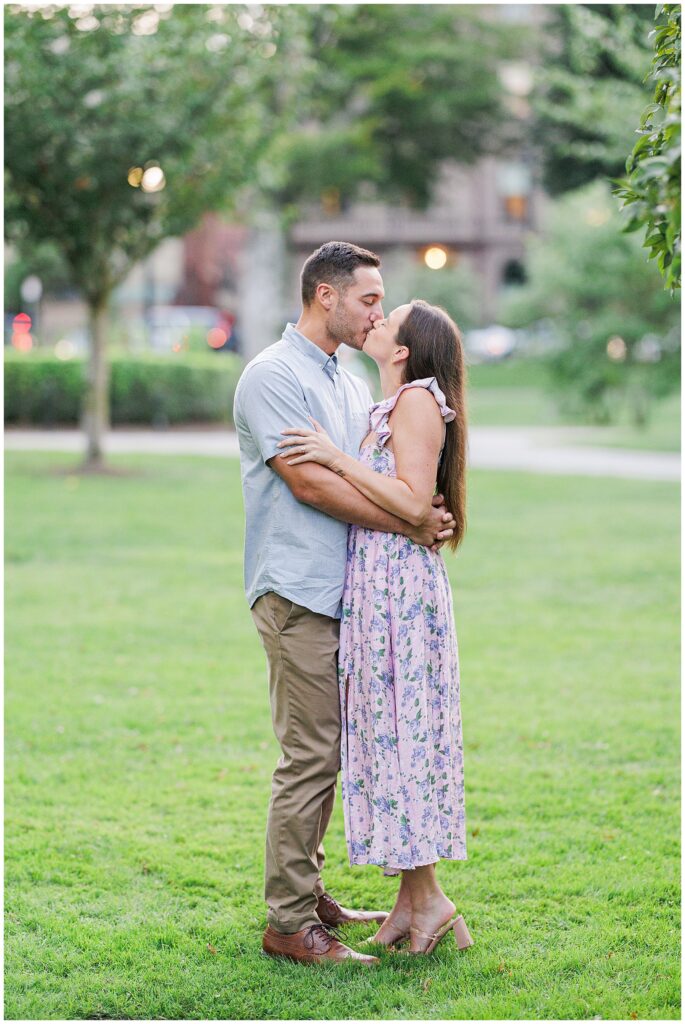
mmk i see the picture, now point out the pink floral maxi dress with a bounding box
[338,378,467,873]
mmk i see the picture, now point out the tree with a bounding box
[613,4,681,292]
[259,4,518,210]
[500,181,679,426]
[6,4,523,467]
[5,4,296,468]
[532,5,654,196]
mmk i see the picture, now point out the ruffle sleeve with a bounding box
[368,377,456,448]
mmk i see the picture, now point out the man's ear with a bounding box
[315,282,336,311]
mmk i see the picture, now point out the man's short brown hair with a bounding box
[301,241,381,306]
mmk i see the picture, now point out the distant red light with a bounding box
[207,327,228,349]
[12,332,33,351]
[13,312,32,333]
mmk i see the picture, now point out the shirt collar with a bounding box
[283,323,339,380]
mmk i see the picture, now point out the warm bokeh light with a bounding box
[127,166,143,187]
[504,195,528,221]
[141,165,166,193]
[207,327,228,349]
[607,336,627,361]
[55,339,76,360]
[424,246,448,270]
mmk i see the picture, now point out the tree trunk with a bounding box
[82,296,110,470]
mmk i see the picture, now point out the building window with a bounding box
[496,162,532,224]
[503,195,528,222]
[502,259,527,286]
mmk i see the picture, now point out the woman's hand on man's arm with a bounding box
[269,456,455,546]
[285,389,444,528]
[278,391,444,529]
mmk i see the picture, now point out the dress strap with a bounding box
[369,377,456,449]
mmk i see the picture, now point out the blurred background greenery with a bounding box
[4,3,680,467]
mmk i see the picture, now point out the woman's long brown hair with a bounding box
[397,299,468,551]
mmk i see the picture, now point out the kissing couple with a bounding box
[234,241,472,965]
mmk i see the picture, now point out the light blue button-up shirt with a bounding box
[233,324,373,619]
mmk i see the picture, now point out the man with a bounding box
[233,241,456,966]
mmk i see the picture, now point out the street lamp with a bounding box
[424,246,448,270]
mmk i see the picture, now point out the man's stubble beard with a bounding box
[326,302,364,351]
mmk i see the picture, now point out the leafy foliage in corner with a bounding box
[532,5,653,196]
[4,5,294,306]
[613,4,681,291]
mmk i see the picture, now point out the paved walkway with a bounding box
[469,426,679,482]
[4,426,679,481]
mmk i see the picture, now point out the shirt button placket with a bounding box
[329,367,346,449]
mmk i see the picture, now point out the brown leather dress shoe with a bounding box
[262,923,379,965]
[316,891,389,927]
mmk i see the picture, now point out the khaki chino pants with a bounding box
[251,592,341,933]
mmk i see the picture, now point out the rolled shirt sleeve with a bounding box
[235,360,312,466]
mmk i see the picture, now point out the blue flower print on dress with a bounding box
[338,379,467,872]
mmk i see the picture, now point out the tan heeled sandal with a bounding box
[360,928,410,949]
[409,914,473,955]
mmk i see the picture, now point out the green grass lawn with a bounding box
[5,452,680,1020]
[468,386,566,428]
[467,359,565,428]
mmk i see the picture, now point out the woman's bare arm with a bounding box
[280,388,444,527]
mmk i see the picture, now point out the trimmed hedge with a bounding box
[4,350,244,427]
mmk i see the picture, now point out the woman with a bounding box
[277,300,472,956]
